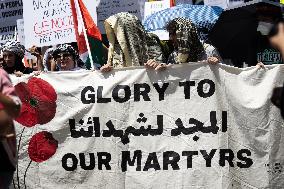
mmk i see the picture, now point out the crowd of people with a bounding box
[0,13,222,76]
[1,12,284,188]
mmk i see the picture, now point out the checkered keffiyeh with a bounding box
[1,41,25,59]
[143,4,223,33]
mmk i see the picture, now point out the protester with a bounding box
[42,47,56,71]
[268,19,284,57]
[28,46,56,71]
[165,18,221,64]
[52,44,85,71]
[100,12,166,72]
[0,68,21,189]
[268,19,284,119]
[1,41,34,77]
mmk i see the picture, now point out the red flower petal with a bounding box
[28,78,57,102]
[15,78,57,127]
[35,101,57,125]
[14,82,30,103]
[28,131,58,163]
[15,103,38,127]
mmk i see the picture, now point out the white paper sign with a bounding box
[0,0,23,44]
[11,63,284,189]
[23,0,76,48]
[16,18,24,45]
[144,0,171,20]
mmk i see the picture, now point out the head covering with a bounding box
[2,41,25,59]
[53,44,78,60]
[1,41,34,74]
[52,44,84,70]
[105,12,163,67]
[43,47,55,71]
[167,18,205,63]
[146,33,165,63]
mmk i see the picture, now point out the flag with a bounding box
[70,0,103,69]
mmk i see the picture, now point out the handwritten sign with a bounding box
[144,0,170,40]
[23,0,76,47]
[97,0,146,33]
[144,0,170,20]
[0,0,23,44]
[12,64,284,188]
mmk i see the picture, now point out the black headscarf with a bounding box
[52,44,84,69]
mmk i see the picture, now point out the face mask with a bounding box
[257,21,273,35]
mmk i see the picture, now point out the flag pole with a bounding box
[74,0,96,70]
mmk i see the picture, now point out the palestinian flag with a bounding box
[70,0,103,69]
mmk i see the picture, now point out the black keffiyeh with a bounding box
[167,18,205,63]
[105,12,164,67]
[2,41,25,59]
[52,44,84,69]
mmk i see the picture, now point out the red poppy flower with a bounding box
[28,131,58,163]
[15,78,57,127]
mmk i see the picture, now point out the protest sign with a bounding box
[0,0,23,44]
[12,64,284,188]
[23,0,97,48]
[23,0,76,47]
[144,0,170,40]
[16,18,24,45]
[144,0,170,20]
[96,0,146,33]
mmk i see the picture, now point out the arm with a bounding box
[0,69,21,118]
[0,93,20,118]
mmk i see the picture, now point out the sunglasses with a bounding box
[54,53,72,60]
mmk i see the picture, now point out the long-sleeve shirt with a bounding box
[0,68,21,171]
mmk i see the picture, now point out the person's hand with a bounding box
[33,71,41,76]
[207,57,220,64]
[144,59,158,69]
[14,71,23,77]
[100,64,113,72]
[29,45,41,58]
[256,62,265,69]
[155,63,167,71]
[270,23,284,50]
[144,59,167,71]
[0,110,14,138]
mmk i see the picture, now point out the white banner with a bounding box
[0,0,23,44]
[11,63,284,188]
